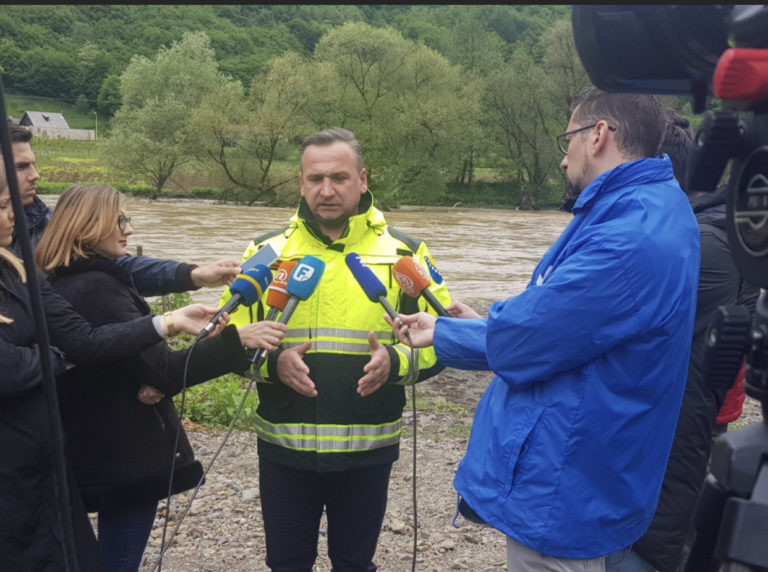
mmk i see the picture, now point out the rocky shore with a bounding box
[135,367,765,572]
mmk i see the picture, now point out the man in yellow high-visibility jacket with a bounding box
[220,127,451,571]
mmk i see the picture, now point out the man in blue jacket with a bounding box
[390,88,700,571]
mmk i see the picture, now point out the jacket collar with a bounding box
[293,192,385,245]
[24,195,51,229]
[573,156,675,214]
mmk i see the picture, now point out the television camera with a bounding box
[572,6,768,571]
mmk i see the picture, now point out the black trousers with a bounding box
[258,457,393,572]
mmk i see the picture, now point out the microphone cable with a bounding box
[151,337,259,572]
[401,328,419,572]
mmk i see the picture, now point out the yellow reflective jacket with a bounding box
[219,193,451,471]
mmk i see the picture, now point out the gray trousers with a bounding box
[506,536,607,572]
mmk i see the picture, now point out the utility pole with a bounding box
[93,110,98,140]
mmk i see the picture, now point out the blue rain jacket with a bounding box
[435,157,700,558]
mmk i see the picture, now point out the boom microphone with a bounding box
[251,255,325,368]
[265,259,298,321]
[345,252,398,320]
[392,256,449,317]
[198,265,272,341]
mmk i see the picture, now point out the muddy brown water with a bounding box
[40,195,571,310]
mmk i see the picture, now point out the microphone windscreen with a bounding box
[345,253,386,302]
[228,264,272,306]
[392,256,431,298]
[266,259,297,311]
[286,255,325,300]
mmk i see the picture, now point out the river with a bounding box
[41,195,572,310]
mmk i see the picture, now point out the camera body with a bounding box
[571,6,768,571]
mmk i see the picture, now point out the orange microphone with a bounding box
[392,256,449,317]
[265,259,298,321]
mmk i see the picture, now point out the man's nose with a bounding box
[320,177,334,195]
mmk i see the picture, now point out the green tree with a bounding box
[311,22,480,203]
[540,19,591,126]
[193,51,320,204]
[104,31,240,198]
[483,47,562,209]
[97,74,121,117]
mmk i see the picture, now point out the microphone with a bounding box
[265,259,298,321]
[198,265,272,341]
[251,255,325,368]
[392,256,449,317]
[345,252,397,320]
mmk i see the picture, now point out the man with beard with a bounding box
[389,88,700,571]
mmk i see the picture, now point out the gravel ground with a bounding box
[128,363,766,572]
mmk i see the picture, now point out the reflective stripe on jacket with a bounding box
[220,192,450,471]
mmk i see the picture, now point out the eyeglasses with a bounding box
[117,214,132,232]
[557,123,617,155]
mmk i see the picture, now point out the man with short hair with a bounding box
[8,122,238,294]
[391,88,701,571]
[221,127,451,571]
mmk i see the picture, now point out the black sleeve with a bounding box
[42,278,162,364]
[140,324,251,397]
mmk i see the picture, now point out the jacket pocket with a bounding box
[503,407,545,497]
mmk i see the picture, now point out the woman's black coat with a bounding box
[49,257,249,513]
[0,257,166,572]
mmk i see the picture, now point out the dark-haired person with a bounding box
[8,122,240,297]
[628,110,760,572]
[0,172,228,572]
[35,184,286,572]
[389,89,700,571]
[221,127,452,571]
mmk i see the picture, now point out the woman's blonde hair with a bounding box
[0,177,26,324]
[0,247,26,325]
[35,185,124,274]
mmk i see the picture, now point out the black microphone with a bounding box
[251,255,325,368]
[345,253,398,320]
[198,265,272,341]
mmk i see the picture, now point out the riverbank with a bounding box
[135,367,765,572]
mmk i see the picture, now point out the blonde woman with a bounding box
[0,178,226,571]
[35,184,285,572]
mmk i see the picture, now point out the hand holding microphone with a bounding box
[392,256,449,317]
[198,265,272,341]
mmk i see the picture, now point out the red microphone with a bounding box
[392,256,449,317]
[265,259,298,321]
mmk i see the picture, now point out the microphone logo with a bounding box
[274,266,292,283]
[393,270,416,295]
[424,255,444,284]
[293,263,317,282]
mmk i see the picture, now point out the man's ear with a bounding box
[592,121,612,156]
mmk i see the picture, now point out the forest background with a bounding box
[0,5,704,210]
